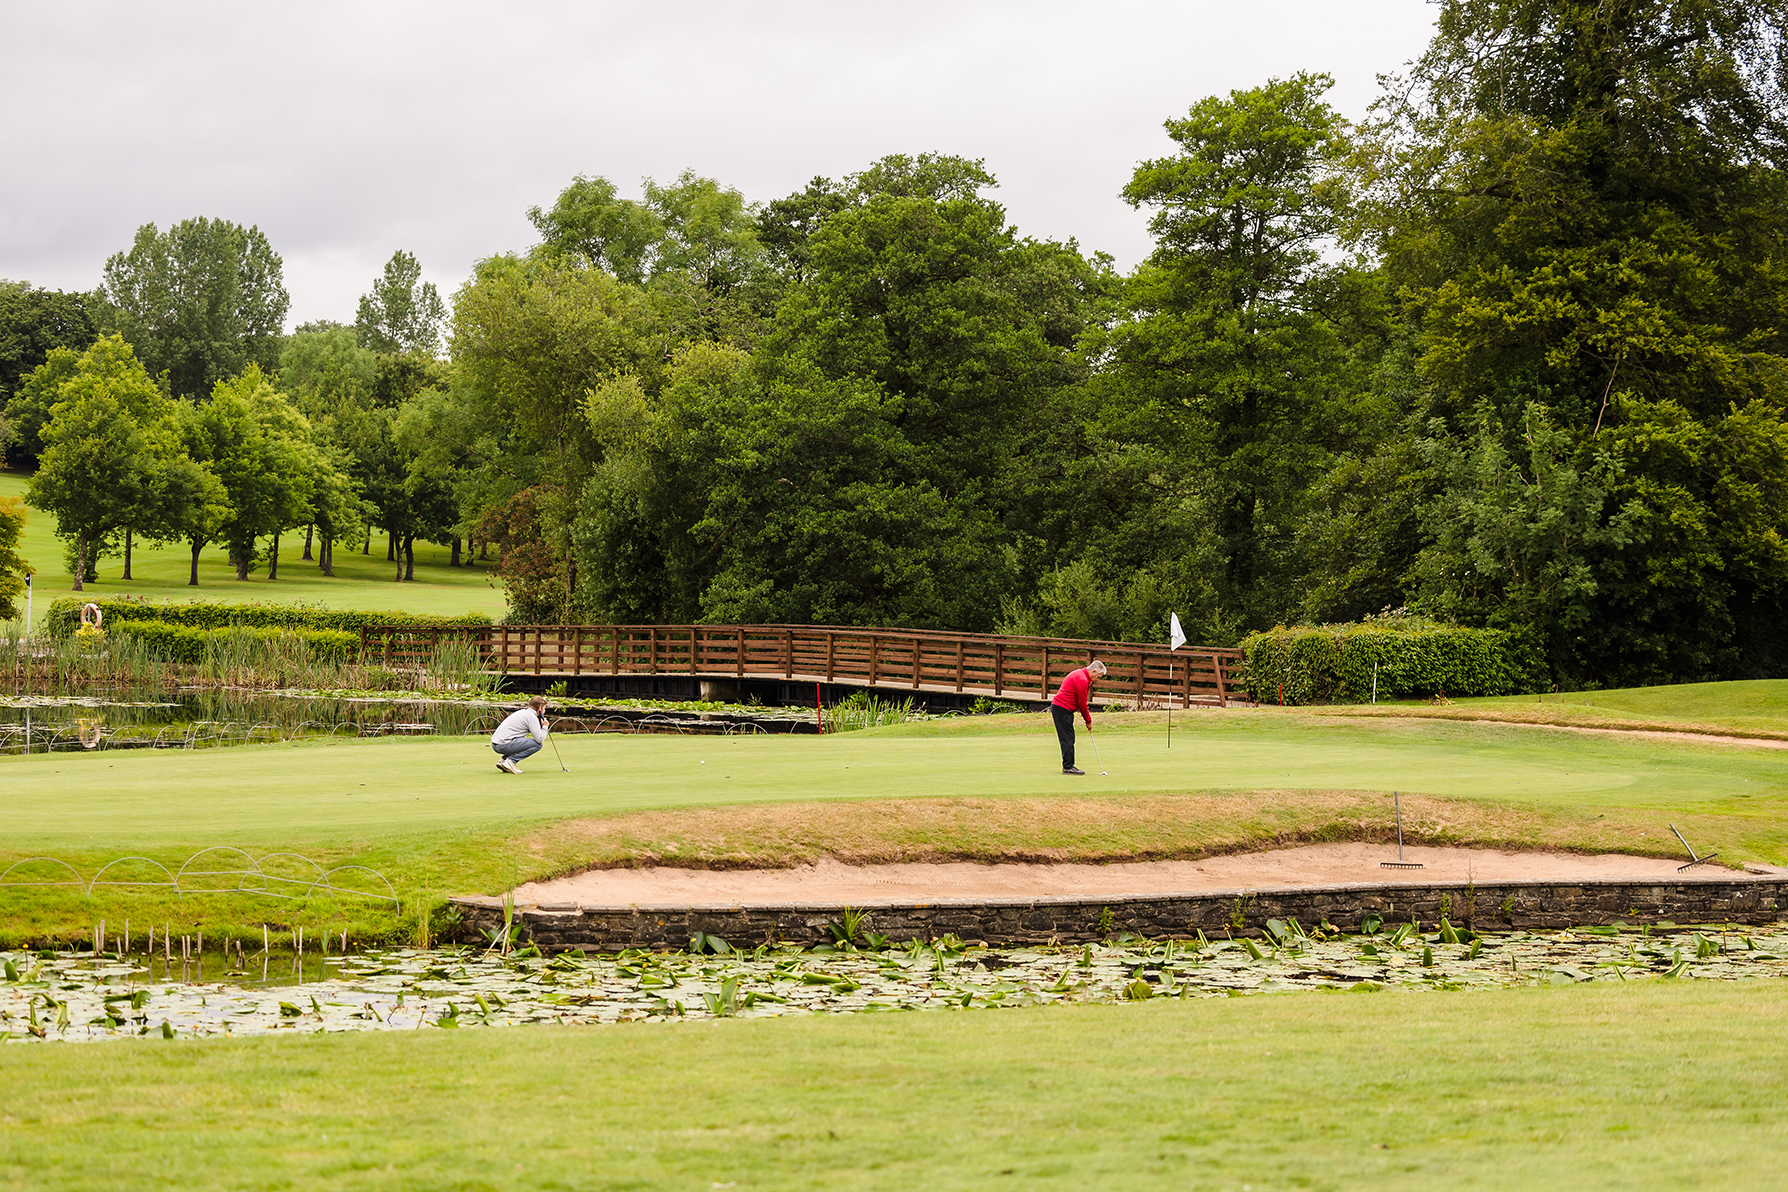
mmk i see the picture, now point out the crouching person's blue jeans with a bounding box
[493,737,544,763]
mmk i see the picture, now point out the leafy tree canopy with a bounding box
[355,250,447,356]
[101,217,289,400]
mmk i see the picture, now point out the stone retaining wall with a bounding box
[450,877,1787,951]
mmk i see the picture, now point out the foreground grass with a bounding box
[2,980,1784,1190]
[0,471,504,627]
[4,711,1784,943]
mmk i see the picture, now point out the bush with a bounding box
[1240,617,1540,705]
[46,597,489,641]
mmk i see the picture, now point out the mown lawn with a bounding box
[2,980,1783,1191]
[1323,677,1788,738]
[0,470,505,627]
[3,710,1784,944]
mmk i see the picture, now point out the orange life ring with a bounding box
[80,603,103,628]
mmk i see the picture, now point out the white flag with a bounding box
[1169,612,1186,651]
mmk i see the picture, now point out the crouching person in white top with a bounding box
[491,696,550,773]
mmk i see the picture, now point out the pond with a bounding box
[5,922,1785,1043]
[0,691,806,754]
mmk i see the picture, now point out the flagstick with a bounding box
[1167,656,1173,749]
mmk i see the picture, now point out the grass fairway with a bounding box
[1334,678,1788,739]
[0,471,505,627]
[2,980,1784,1190]
[5,710,1785,942]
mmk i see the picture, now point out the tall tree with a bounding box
[453,252,663,617]
[355,250,447,356]
[568,155,1108,630]
[180,367,313,581]
[1107,74,1391,632]
[0,281,100,466]
[101,218,289,400]
[25,337,186,589]
[1359,0,1788,683]
[0,496,28,621]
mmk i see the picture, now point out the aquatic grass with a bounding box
[826,692,918,732]
[2,619,508,699]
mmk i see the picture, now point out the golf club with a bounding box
[1087,725,1108,775]
[548,724,569,772]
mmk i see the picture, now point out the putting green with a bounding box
[6,711,1782,851]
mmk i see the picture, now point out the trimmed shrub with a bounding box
[46,597,489,641]
[1240,618,1539,705]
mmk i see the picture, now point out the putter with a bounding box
[1087,725,1108,775]
[1381,791,1423,868]
[548,727,569,773]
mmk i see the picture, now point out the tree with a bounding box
[565,156,1108,630]
[0,281,99,466]
[101,218,289,399]
[453,252,663,616]
[356,250,447,356]
[180,367,312,582]
[25,337,186,589]
[3,347,83,465]
[0,496,28,621]
[279,324,377,416]
[1108,74,1391,631]
[1356,0,1788,683]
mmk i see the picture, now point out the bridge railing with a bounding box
[360,623,1244,707]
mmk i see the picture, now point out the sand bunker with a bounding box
[515,844,1783,908]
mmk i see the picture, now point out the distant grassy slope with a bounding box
[3,982,1784,1191]
[1317,678,1788,738]
[0,470,505,627]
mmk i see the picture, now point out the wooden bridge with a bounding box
[360,623,1245,707]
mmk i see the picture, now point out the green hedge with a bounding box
[1240,620,1538,705]
[47,597,490,641]
[109,622,359,665]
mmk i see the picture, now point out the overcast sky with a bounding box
[0,1,1436,329]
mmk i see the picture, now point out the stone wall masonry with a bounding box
[450,876,1787,952]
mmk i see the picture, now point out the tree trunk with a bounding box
[450,536,461,567]
[404,534,415,581]
[72,534,86,592]
[321,534,334,577]
[189,539,202,586]
[122,529,133,580]
[387,531,395,562]
[302,523,314,561]
[478,538,488,561]
[363,528,371,554]
[395,539,404,581]
[268,532,280,581]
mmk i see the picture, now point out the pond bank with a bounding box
[458,862,1788,951]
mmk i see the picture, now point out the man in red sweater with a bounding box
[1050,659,1106,774]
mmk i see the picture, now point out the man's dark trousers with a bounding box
[1051,704,1077,770]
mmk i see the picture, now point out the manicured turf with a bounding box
[3,980,1784,1190]
[10,711,1787,853]
[4,710,1784,944]
[1466,678,1788,733]
[1330,677,1788,738]
[0,471,505,627]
